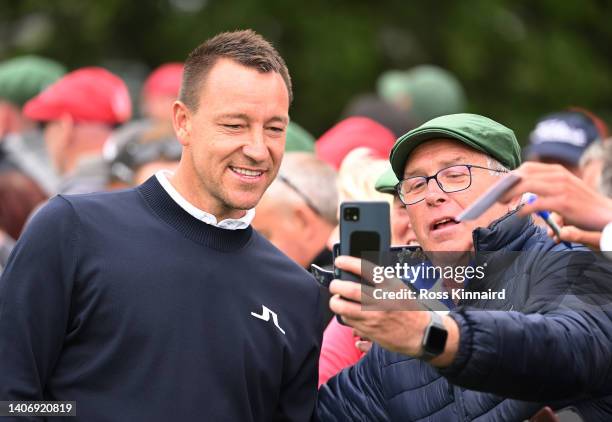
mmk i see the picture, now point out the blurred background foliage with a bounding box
[1,0,611,143]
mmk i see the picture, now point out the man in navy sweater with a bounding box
[0,30,323,421]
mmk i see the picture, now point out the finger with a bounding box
[355,340,373,354]
[329,280,362,302]
[352,330,371,342]
[550,212,564,227]
[329,294,363,320]
[499,174,562,204]
[517,196,563,218]
[557,226,601,250]
[335,256,381,286]
[558,226,580,242]
[334,255,363,278]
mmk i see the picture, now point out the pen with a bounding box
[525,194,572,249]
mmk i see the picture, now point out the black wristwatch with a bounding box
[420,311,448,361]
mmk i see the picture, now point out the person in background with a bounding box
[523,109,607,177]
[103,63,184,191]
[0,55,65,194]
[108,126,183,188]
[104,63,183,162]
[253,151,337,338]
[341,93,416,137]
[335,147,393,206]
[253,152,337,270]
[285,121,316,153]
[0,167,48,276]
[374,166,418,246]
[315,116,396,170]
[0,167,47,240]
[377,65,467,126]
[141,63,184,124]
[23,67,132,194]
[579,139,605,192]
[0,30,322,421]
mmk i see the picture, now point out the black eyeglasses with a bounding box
[277,174,322,216]
[396,164,508,206]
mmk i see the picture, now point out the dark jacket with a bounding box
[317,211,612,421]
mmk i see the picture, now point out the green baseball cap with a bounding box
[405,65,466,125]
[0,55,66,106]
[374,167,399,194]
[286,121,315,153]
[376,70,411,103]
[390,113,521,179]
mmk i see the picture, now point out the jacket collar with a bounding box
[472,208,536,252]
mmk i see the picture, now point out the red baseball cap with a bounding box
[143,63,183,98]
[23,67,132,124]
[315,117,397,170]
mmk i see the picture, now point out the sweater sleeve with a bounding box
[438,251,612,401]
[0,196,79,407]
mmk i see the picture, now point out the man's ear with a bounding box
[58,113,75,148]
[293,205,317,240]
[172,101,192,146]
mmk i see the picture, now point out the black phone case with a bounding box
[338,201,391,284]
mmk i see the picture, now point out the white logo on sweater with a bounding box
[251,305,286,335]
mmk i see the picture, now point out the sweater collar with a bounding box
[137,176,253,251]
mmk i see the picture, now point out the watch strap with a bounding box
[420,311,447,362]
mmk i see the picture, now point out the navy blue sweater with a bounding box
[0,177,323,421]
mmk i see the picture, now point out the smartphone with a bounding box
[337,201,391,284]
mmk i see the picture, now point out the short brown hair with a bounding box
[179,29,292,110]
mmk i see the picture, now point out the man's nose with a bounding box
[424,178,447,206]
[243,129,268,162]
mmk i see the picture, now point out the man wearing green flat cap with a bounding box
[388,113,520,255]
[317,113,612,420]
[0,55,66,194]
[374,167,417,246]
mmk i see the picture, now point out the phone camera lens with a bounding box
[344,207,359,222]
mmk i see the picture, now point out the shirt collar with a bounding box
[155,170,255,230]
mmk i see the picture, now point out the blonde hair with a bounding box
[337,147,394,208]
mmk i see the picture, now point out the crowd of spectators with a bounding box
[1,30,612,421]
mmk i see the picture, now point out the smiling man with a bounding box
[317,113,612,421]
[0,30,323,421]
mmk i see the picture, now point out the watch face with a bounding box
[425,325,448,355]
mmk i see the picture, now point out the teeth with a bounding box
[232,167,262,177]
[434,218,456,229]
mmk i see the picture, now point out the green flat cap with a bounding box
[390,113,521,178]
[286,121,315,153]
[0,55,66,106]
[374,167,399,194]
